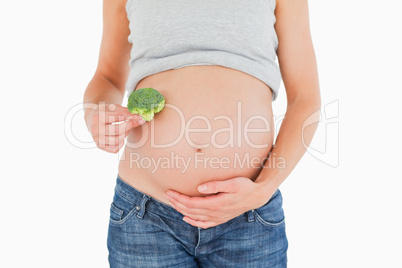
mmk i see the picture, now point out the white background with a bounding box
[1,0,401,267]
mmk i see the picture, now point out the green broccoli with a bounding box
[127,87,165,121]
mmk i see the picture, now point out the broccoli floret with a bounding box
[127,87,165,121]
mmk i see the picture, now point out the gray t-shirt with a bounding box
[125,0,281,101]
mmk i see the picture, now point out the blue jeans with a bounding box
[107,175,288,267]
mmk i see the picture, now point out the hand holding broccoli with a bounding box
[85,103,146,154]
[85,88,165,154]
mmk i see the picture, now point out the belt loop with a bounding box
[247,209,255,222]
[136,194,150,219]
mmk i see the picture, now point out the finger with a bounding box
[115,139,126,153]
[106,133,127,146]
[183,217,216,229]
[198,179,237,194]
[100,139,125,154]
[104,120,137,136]
[124,116,147,131]
[95,116,145,137]
[98,104,135,123]
[165,194,210,218]
[171,202,210,221]
[97,133,127,147]
[165,190,224,210]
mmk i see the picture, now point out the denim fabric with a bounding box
[107,175,288,267]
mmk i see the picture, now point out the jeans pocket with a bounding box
[254,189,285,227]
[109,190,139,225]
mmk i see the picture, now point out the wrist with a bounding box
[252,175,279,207]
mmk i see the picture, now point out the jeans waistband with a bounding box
[115,174,192,222]
[114,174,277,225]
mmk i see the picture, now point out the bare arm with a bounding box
[83,0,145,153]
[84,0,131,111]
[254,0,322,195]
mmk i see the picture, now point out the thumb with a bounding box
[112,104,133,119]
[126,115,146,131]
[198,180,235,194]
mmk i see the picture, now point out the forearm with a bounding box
[83,72,126,122]
[254,98,321,196]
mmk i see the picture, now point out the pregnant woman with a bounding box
[83,0,321,267]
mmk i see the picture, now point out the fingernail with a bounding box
[139,119,146,124]
[198,185,207,193]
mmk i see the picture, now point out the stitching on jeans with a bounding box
[247,210,255,222]
[110,203,124,218]
[254,212,285,227]
[109,207,139,225]
[146,210,185,224]
[115,189,136,205]
[194,227,201,257]
[136,195,150,219]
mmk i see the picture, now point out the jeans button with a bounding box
[135,206,140,210]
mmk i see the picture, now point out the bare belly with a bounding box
[118,65,274,207]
